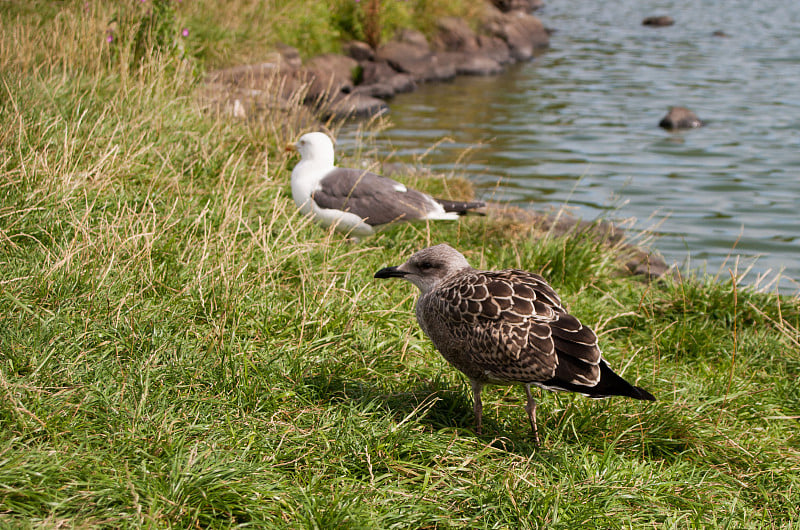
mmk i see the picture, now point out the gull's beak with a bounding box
[374,266,407,279]
[285,142,297,152]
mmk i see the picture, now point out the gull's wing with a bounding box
[312,168,439,227]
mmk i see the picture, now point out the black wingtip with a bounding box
[544,361,656,401]
[594,361,656,401]
[435,199,486,215]
[632,386,656,402]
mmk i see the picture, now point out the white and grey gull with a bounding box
[375,243,655,443]
[286,132,485,239]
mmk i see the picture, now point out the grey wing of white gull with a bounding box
[312,168,449,227]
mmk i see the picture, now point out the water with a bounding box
[343,0,800,293]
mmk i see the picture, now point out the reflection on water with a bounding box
[342,0,800,293]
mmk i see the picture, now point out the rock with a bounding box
[365,61,418,92]
[432,17,480,53]
[359,60,417,96]
[395,28,430,50]
[304,54,359,83]
[418,55,458,82]
[383,20,506,79]
[377,36,429,65]
[442,51,504,76]
[275,44,302,69]
[377,35,457,82]
[319,92,389,120]
[376,41,425,67]
[626,253,672,281]
[659,107,704,130]
[386,72,416,94]
[344,41,375,62]
[642,16,675,27]
[458,54,504,76]
[351,83,395,99]
[491,0,544,12]
[481,5,549,61]
[477,34,513,65]
[712,30,730,37]
[360,60,398,85]
[303,53,360,103]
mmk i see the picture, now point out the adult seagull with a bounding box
[286,132,485,240]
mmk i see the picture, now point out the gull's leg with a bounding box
[470,379,484,435]
[524,384,540,445]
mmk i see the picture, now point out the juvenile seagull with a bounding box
[375,244,655,443]
[286,132,484,240]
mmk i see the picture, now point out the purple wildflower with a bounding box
[181,28,189,37]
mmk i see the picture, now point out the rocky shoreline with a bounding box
[205,0,549,121]
[202,0,673,280]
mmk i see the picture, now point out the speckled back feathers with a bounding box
[418,267,603,388]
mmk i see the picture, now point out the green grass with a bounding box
[2,2,800,528]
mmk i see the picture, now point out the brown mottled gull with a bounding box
[374,243,655,443]
[286,132,484,240]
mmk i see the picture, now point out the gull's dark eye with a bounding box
[418,260,435,270]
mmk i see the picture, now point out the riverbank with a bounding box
[201,0,675,279]
[358,0,800,294]
[2,2,799,526]
[204,1,550,121]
